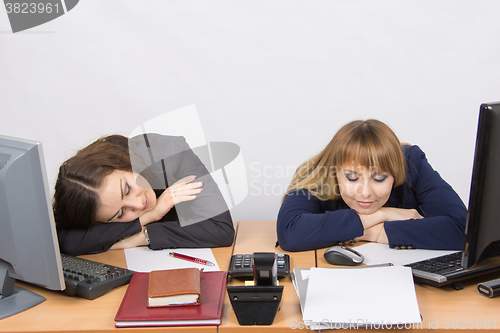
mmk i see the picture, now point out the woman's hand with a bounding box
[356,207,423,244]
[355,223,389,244]
[110,228,149,250]
[140,175,202,225]
[380,207,424,222]
[168,175,203,205]
[358,207,424,229]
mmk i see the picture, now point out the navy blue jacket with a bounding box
[277,145,467,251]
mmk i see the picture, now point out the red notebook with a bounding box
[115,271,227,327]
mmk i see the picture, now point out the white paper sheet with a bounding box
[302,266,421,330]
[124,247,220,272]
[291,268,311,313]
[354,243,459,266]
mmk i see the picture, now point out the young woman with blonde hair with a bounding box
[277,119,466,251]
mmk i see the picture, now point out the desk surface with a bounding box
[1,247,233,333]
[2,221,500,332]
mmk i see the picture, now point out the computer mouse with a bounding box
[323,245,364,266]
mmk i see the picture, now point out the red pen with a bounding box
[169,252,215,266]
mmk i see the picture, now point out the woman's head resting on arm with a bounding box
[285,119,406,214]
[53,135,156,229]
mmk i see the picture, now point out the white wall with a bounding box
[1,0,500,221]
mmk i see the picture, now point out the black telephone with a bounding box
[228,253,290,278]
[227,252,286,325]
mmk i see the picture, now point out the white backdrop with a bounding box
[1,0,500,221]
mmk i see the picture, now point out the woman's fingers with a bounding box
[170,182,203,199]
[167,175,203,204]
[143,176,203,222]
[172,175,198,186]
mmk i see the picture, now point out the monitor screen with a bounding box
[0,135,65,320]
[462,102,500,269]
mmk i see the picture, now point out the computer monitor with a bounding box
[0,135,65,320]
[462,102,500,269]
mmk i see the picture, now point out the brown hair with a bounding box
[284,119,406,201]
[53,135,133,229]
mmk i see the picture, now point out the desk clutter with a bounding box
[115,251,286,327]
[114,270,227,327]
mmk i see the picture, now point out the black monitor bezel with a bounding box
[462,102,500,268]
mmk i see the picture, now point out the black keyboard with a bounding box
[61,254,134,300]
[405,252,500,288]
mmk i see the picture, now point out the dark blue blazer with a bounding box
[277,145,467,251]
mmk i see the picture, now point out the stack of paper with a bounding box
[294,266,421,330]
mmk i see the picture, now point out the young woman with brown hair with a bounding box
[54,134,234,255]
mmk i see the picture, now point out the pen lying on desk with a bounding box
[169,252,216,266]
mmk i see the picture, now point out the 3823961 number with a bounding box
[5,2,60,14]
[443,319,497,329]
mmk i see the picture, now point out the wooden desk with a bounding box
[2,221,500,332]
[0,246,233,333]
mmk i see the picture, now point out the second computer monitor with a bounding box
[462,102,500,268]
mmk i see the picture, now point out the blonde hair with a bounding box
[284,119,406,201]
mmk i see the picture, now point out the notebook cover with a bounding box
[148,268,201,307]
[115,271,227,327]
